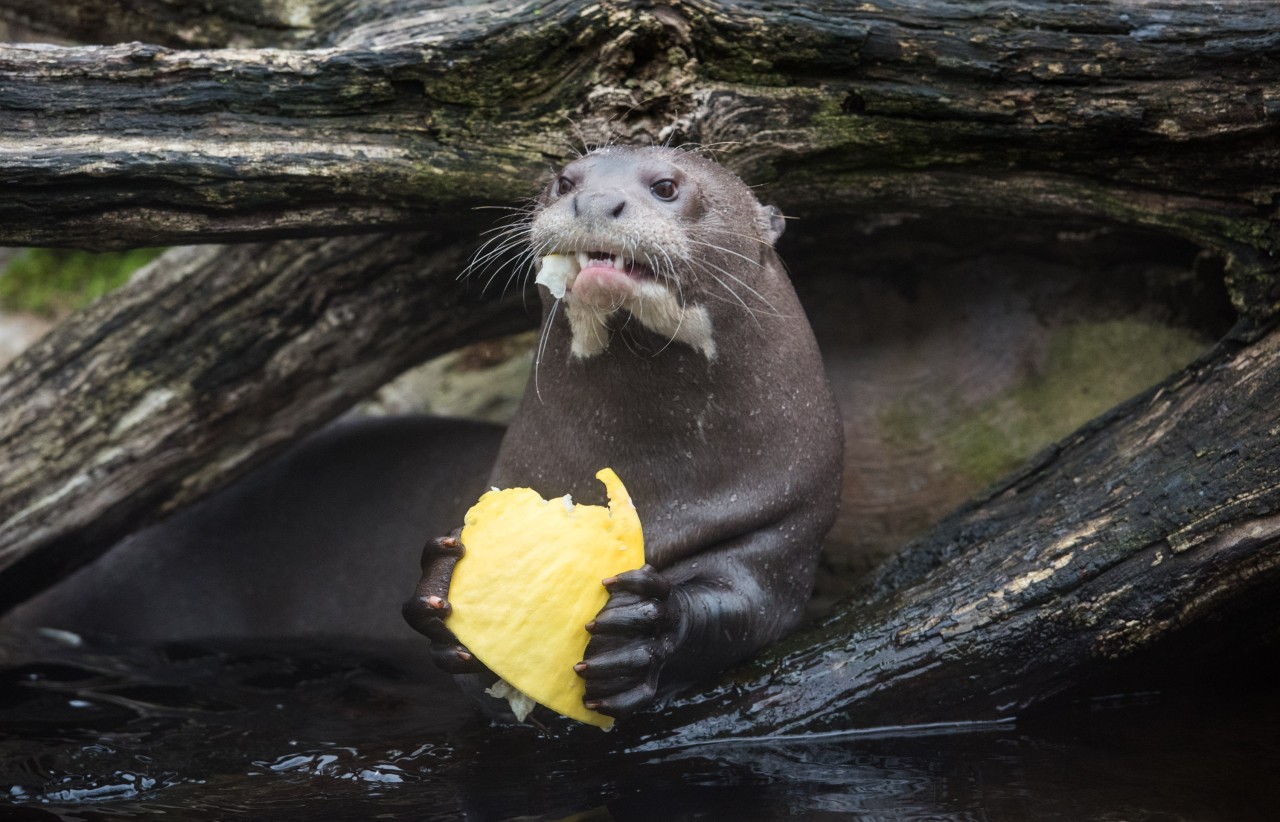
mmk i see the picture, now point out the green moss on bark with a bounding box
[941,320,1210,486]
[877,319,1212,493]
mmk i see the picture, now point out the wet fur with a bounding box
[442,146,844,716]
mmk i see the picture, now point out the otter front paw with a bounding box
[575,564,673,718]
[401,532,484,674]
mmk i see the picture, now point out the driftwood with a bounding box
[2,0,1279,734]
[1,3,1276,286]
[633,327,1280,744]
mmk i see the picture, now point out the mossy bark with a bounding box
[0,1,1275,326]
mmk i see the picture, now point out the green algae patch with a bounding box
[1,248,165,319]
[939,319,1209,487]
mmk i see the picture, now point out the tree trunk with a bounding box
[0,1,1275,314]
[1,0,1278,732]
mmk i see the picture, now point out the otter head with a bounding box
[528,146,786,360]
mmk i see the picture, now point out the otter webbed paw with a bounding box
[401,532,484,674]
[576,564,674,717]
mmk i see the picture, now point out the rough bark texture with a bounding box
[0,233,531,611]
[1,0,1278,736]
[1,0,1276,325]
[0,0,322,49]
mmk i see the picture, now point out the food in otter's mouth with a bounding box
[446,468,645,729]
[536,252,653,299]
[535,253,577,299]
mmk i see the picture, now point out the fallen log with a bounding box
[0,233,531,611]
[626,324,1280,744]
[0,1,1274,318]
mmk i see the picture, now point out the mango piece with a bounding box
[448,468,644,728]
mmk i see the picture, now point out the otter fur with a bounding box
[404,146,843,718]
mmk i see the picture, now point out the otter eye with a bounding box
[650,179,679,201]
[554,176,574,197]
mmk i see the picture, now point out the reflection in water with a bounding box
[0,631,1276,820]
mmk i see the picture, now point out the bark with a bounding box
[0,232,532,612]
[0,0,322,49]
[0,0,493,50]
[0,0,1275,322]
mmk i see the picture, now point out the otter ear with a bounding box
[759,204,786,245]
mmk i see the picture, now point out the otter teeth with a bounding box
[578,251,618,270]
[576,251,649,279]
[537,252,655,300]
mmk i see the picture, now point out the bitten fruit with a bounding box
[447,468,644,728]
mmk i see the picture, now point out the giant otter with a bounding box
[403,146,844,719]
[3,147,842,725]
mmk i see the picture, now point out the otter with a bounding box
[2,147,841,724]
[403,146,844,719]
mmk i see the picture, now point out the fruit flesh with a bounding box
[448,468,645,728]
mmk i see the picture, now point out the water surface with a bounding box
[1,633,1274,820]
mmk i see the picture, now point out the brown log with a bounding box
[0,1,1274,322]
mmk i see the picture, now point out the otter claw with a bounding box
[421,535,464,568]
[404,531,468,660]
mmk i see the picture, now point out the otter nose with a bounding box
[576,190,626,220]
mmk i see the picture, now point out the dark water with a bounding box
[1,632,1276,821]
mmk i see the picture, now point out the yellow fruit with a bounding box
[448,468,645,728]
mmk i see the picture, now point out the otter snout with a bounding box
[574,189,628,221]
